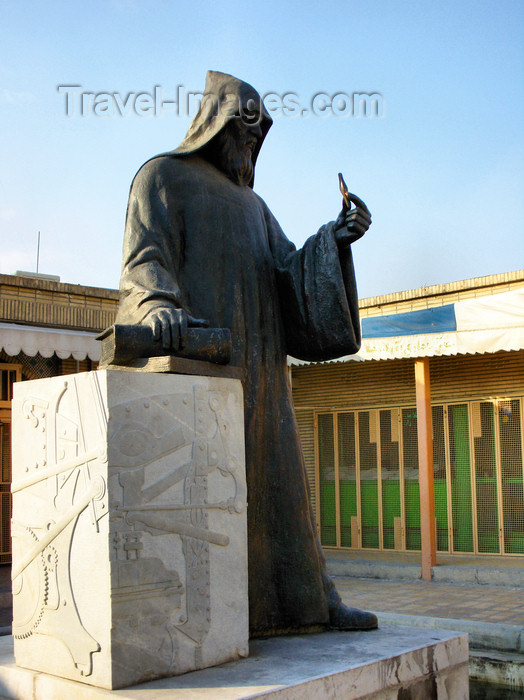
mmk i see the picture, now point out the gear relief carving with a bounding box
[12,372,246,684]
[12,376,106,677]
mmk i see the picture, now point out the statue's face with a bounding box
[206,114,263,187]
[229,114,263,157]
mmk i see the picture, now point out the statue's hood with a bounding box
[168,71,273,187]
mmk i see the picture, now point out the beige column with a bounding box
[415,357,436,581]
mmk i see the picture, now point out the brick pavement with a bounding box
[335,576,524,626]
[1,564,523,632]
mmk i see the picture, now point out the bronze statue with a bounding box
[114,70,376,636]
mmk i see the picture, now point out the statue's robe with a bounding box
[117,153,361,635]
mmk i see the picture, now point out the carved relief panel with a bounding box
[11,370,248,689]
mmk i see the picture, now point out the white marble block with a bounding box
[11,370,248,690]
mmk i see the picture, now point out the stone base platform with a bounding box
[0,626,468,699]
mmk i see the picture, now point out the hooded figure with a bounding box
[116,71,376,635]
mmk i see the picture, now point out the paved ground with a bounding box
[327,549,524,569]
[335,576,524,627]
[2,556,522,690]
[1,555,523,634]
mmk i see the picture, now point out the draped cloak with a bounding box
[116,72,362,636]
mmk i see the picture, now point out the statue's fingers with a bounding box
[154,310,174,349]
[346,207,371,223]
[178,310,188,348]
[161,319,172,349]
[357,208,372,224]
[151,315,161,341]
[345,219,368,236]
[341,197,352,212]
[187,315,210,328]
[172,322,181,351]
[347,192,371,215]
[349,212,371,229]
[335,211,346,231]
[345,212,370,231]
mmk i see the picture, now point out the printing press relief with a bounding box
[11,374,246,679]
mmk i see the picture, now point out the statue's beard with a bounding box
[221,140,254,187]
[204,125,255,187]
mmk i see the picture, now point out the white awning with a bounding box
[350,326,524,362]
[0,323,101,361]
[289,289,524,365]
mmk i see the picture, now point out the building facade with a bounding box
[2,270,524,565]
[0,272,118,563]
[291,271,524,559]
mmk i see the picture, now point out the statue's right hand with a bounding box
[148,308,209,351]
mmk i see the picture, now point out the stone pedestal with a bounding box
[0,628,469,699]
[11,370,248,690]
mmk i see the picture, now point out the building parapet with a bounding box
[0,273,118,332]
[359,270,524,317]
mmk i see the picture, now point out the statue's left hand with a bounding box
[334,192,371,246]
[148,307,209,351]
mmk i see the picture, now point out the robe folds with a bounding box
[117,153,362,635]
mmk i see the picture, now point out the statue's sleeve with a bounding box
[116,158,186,325]
[264,205,361,362]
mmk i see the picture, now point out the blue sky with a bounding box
[1,0,523,299]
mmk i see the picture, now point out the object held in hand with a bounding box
[338,172,352,210]
[97,324,232,367]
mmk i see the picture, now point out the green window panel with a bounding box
[318,413,336,546]
[338,412,357,548]
[449,404,474,553]
[380,409,401,550]
[474,402,500,554]
[402,408,420,550]
[500,400,524,554]
[359,411,379,548]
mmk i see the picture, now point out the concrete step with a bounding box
[373,614,524,690]
[469,649,524,689]
[326,554,524,588]
[373,611,524,655]
[0,628,469,699]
